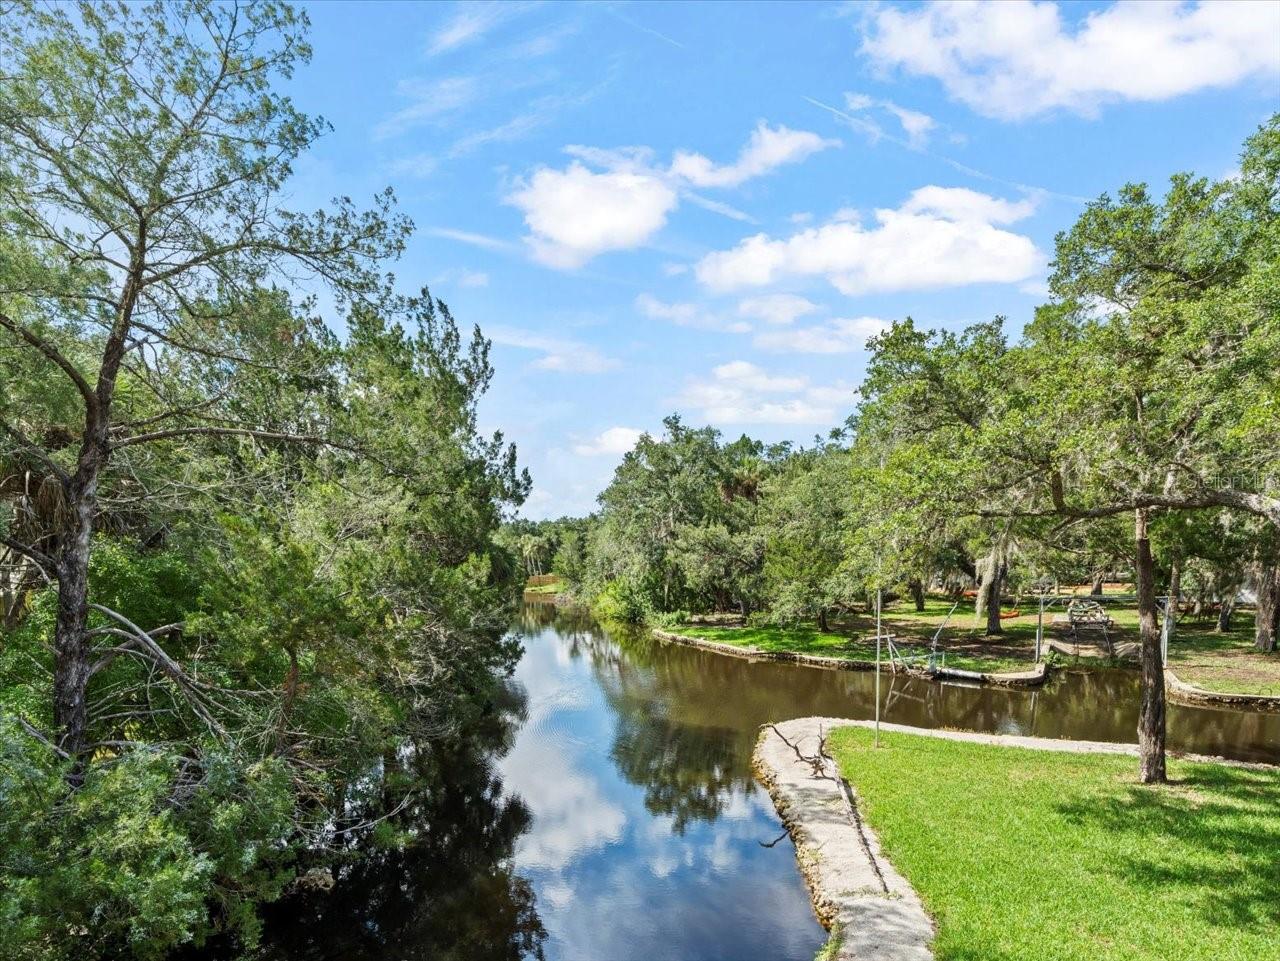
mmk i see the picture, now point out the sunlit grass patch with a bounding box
[827,727,1280,961]
[671,623,1032,674]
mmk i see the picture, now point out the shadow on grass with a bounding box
[1053,764,1280,934]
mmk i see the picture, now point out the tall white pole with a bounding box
[874,586,882,748]
[1036,595,1044,663]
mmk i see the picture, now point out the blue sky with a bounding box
[282,1,1280,519]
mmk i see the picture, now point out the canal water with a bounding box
[243,602,1280,961]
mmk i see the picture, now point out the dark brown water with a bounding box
[236,603,1279,961]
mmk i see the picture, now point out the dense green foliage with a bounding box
[506,118,1280,786]
[514,119,1279,652]
[828,727,1279,961]
[0,3,529,957]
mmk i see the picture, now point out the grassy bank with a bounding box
[670,621,1033,674]
[827,727,1279,961]
[522,576,564,596]
[669,594,1280,693]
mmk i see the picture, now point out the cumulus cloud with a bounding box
[753,316,890,354]
[669,122,840,188]
[573,427,645,456]
[736,294,820,326]
[861,0,1280,120]
[636,294,751,333]
[676,361,853,425]
[487,326,621,373]
[505,163,679,269]
[900,185,1039,224]
[694,186,1043,295]
[508,122,836,268]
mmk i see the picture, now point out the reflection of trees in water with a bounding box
[198,681,547,961]
[515,599,561,635]
[563,620,755,833]
[609,708,744,834]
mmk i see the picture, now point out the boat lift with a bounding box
[884,599,961,675]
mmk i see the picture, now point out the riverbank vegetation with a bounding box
[827,727,1279,961]
[511,116,1280,781]
[0,5,530,958]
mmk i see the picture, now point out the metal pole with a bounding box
[1036,594,1044,663]
[1160,595,1171,666]
[874,586,882,748]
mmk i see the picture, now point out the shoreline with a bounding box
[753,718,1277,961]
[651,627,1050,688]
[752,719,935,961]
[1165,667,1280,713]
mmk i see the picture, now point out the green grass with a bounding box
[1164,628,1280,696]
[827,727,1280,961]
[522,576,564,595]
[673,593,1280,694]
[670,622,1034,674]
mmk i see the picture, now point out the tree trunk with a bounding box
[1134,508,1166,785]
[1090,571,1106,595]
[52,478,97,780]
[51,261,140,776]
[908,578,925,612]
[278,648,300,753]
[1216,598,1235,633]
[982,558,1004,635]
[817,608,829,632]
[1255,564,1280,653]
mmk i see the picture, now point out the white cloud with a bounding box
[694,186,1043,295]
[433,267,490,289]
[426,3,516,56]
[669,122,840,189]
[426,226,517,252]
[636,294,751,333]
[676,361,852,425]
[900,185,1039,224]
[387,152,439,178]
[884,102,937,148]
[842,92,937,148]
[573,427,644,456]
[753,316,890,354]
[508,122,836,268]
[374,76,479,139]
[682,191,758,223]
[450,90,595,160]
[487,326,621,373]
[505,163,679,268]
[861,0,1280,120]
[736,294,819,326]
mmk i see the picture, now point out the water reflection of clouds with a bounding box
[500,639,628,873]
[498,624,827,960]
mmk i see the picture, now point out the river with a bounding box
[239,602,1280,960]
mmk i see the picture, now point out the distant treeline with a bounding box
[504,117,1280,785]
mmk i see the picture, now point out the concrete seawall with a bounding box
[652,628,1050,688]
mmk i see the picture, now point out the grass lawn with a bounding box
[670,619,1034,674]
[827,727,1280,961]
[672,594,1280,694]
[522,576,564,595]
[1165,628,1280,696]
